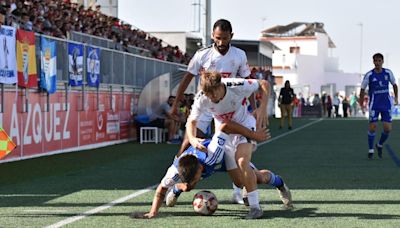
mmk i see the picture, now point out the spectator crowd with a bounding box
[0,0,191,64]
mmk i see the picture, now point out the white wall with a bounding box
[149,32,187,51]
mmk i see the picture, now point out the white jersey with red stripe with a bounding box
[187,44,250,78]
[189,78,259,127]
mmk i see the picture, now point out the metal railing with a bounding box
[70,31,152,57]
[34,34,186,89]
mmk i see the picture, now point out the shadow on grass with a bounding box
[5,208,400,221]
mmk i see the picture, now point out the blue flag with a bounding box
[40,37,57,94]
[86,46,100,87]
[68,43,83,86]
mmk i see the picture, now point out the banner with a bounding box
[40,37,57,94]
[0,26,17,84]
[16,29,37,88]
[87,46,100,87]
[68,43,83,86]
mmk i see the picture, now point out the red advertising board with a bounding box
[0,89,136,163]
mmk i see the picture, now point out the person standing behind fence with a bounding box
[342,96,349,118]
[278,80,294,130]
[332,93,340,117]
[326,95,333,117]
[321,92,327,117]
[359,53,398,159]
[349,92,358,116]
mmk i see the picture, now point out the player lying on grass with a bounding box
[132,121,293,219]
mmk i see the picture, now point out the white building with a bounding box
[260,22,360,97]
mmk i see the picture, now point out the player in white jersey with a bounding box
[170,19,253,152]
[186,72,270,219]
[169,19,257,204]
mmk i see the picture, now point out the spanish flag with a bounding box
[0,128,16,159]
[16,29,37,88]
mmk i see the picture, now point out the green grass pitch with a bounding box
[0,118,399,227]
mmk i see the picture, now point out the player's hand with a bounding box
[130,212,157,219]
[253,127,271,142]
[189,137,207,152]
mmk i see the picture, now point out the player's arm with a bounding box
[170,72,194,118]
[220,120,270,142]
[132,184,167,219]
[359,89,366,107]
[187,119,207,152]
[393,84,398,105]
[254,80,270,127]
[359,73,369,107]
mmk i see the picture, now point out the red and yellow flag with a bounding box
[16,29,37,88]
[0,128,16,160]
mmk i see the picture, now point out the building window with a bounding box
[290,46,300,54]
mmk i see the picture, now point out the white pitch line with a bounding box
[46,184,158,228]
[47,118,323,227]
[258,118,323,146]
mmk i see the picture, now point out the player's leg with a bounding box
[235,143,263,219]
[227,168,244,204]
[367,110,378,159]
[255,169,293,209]
[376,111,393,158]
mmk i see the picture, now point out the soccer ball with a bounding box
[192,190,218,215]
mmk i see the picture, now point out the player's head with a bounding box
[200,72,225,103]
[178,154,202,190]
[212,19,233,55]
[373,53,384,69]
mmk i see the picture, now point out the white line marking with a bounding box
[258,118,323,146]
[46,184,158,228]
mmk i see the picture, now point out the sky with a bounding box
[118,0,400,76]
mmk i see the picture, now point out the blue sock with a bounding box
[268,172,284,188]
[368,131,375,150]
[378,131,390,146]
[173,185,182,196]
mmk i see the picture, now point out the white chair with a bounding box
[140,127,159,144]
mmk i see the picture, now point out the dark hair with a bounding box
[178,155,200,183]
[213,19,232,33]
[373,53,384,60]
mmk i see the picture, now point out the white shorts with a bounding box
[196,112,213,134]
[222,116,257,170]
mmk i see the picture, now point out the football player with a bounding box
[132,120,292,219]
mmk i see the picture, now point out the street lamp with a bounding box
[357,23,363,78]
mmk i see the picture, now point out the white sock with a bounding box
[247,190,260,209]
[232,183,242,195]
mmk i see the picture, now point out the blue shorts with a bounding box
[369,110,392,123]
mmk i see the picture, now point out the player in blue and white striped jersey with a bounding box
[359,53,398,159]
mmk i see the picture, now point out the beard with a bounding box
[216,45,228,53]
